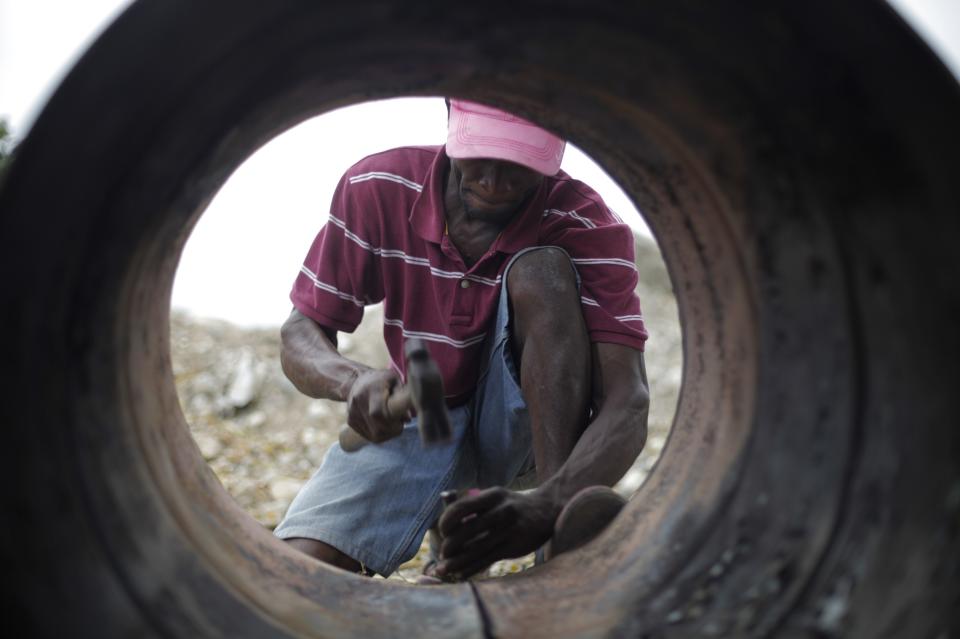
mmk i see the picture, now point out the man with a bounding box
[275,99,650,580]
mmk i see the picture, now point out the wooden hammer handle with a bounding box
[338,426,369,453]
[337,384,412,452]
[384,384,412,420]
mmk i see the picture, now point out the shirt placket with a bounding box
[449,246,500,327]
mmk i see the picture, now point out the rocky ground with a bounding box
[171,233,681,582]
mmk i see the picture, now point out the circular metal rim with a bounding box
[3,1,959,637]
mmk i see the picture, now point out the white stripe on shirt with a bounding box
[383,318,487,349]
[582,296,644,324]
[465,274,502,286]
[543,208,597,229]
[572,257,638,271]
[327,215,502,287]
[348,171,423,193]
[299,265,366,307]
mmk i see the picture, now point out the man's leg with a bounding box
[284,538,361,573]
[434,248,624,576]
[274,404,476,577]
[438,246,596,573]
[506,247,591,482]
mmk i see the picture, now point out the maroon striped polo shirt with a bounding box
[291,145,648,406]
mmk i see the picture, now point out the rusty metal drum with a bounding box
[1,1,957,636]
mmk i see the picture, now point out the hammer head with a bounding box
[404,338,452,446]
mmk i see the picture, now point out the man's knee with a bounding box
[506,247,579,310]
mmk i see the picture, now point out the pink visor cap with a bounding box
[446,99,566,175]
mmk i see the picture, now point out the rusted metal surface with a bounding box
[1,0,958,637]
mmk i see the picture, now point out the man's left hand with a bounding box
[434,487,559,580]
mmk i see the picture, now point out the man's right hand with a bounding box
[345,369,406,443]
[280,310,407,443]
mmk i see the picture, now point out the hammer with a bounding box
[338,338,452,452]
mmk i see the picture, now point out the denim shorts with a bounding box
[274,247,575,576]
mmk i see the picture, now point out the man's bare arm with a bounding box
[280,308,404,442]
[280,308,370,400]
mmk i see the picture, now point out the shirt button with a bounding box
[460,279,471,289]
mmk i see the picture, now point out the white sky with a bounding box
[2,0,958,327]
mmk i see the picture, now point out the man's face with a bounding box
[449,157,543,225]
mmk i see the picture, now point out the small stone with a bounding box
[666,610,685,624]
[194,433,223,459]
[269,477,304,503]
[307,402,331,419]
[189,394,213,415]
[301,426,321,446]
[225,349,261,409]
[242,410,267,428]
[191,371,221,395]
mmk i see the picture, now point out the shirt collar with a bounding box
[409,146,448,245]
[410,146,547,254]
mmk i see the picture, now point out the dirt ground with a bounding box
[171,233,681,581]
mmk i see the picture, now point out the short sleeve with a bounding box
[547,213,649,351]
[290,173,385,333]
